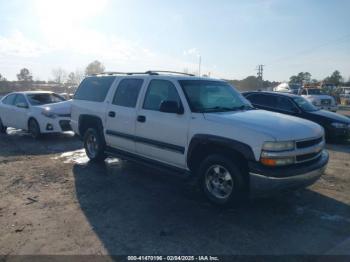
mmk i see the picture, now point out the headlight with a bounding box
[262,141,295,151]
[42,109,57,119]
[331,122,348,128]
[261,141,295,166]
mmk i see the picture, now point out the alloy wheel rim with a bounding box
[86,134,98,158]
[205,164,234,200]
[30,121,38,137]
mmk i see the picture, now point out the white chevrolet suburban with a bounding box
[71,71,329,205]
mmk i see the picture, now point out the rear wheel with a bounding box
[28,119,41,139]
[198,154,246,206]
[84,128,106,162]
[0,118,7,134]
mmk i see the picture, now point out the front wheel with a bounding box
[83,128,106,162]
[0,118,7,134]
[28,119,41,139]
[198,154,246,206]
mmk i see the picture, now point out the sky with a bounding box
[0,0,349,81]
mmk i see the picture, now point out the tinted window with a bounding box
[301,89,307,95]
[247,94,274,107]
[74,76,115,102]
[275,96,295,112]
[14,94,28,107]
[27,93,65,106]
[2,94,16,105]
[308,89,324,95]
[112,79,143,108]
[143,80,181,111]
[246,94,265,105]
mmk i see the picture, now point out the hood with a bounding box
[305,95,334,101]
[311,110,350,124]
[36,100,72,115]
[204,109,323,141]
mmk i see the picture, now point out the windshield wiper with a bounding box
[202,105,253,113]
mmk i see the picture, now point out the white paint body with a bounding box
[71,75,325,170]
[0,91,72,134]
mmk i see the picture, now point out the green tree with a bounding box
[17,68,33,82]
[0,73,6,81]
[52,68,67,84]
[324,70,343,86]
[85,60,105,76]
[289,72,312,84]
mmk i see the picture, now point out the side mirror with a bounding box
[159,100,184,114]
[16,102,28,109]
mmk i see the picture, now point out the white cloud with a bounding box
[183,48,200,57]
[0,31,52,58]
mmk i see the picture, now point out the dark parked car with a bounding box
[243,91,350,141]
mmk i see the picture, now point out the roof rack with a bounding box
[145,70,195,76]
[90,71,147,76]
[90,70,195,77]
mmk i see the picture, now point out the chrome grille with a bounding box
[296,137,323,149]
[295,136,324,163]
[296,151,322,163]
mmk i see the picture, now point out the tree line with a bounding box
[1,61,349,93]
[0,60,105,86]
[289,70,346,86]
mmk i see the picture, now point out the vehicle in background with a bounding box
[243,91,350,141]
[70,71,328,206]
[59,93,74,100]
[0,91,72,138]
[299,88,337,112]
[273,82,301,94]
[339,87,350,105]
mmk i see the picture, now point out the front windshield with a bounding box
[179,80,253,113]
[307,89,324,95]
[293,97,318,112]
[27,93,65,106]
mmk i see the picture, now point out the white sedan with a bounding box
[0,91,72,138]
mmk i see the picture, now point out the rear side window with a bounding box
[2,94,16,105]
[74,76,115,102]
[14,94,28,107]
[112,79,143,108]
[247,94,268,106]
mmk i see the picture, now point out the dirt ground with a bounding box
[0,128,349,256]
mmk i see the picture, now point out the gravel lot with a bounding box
[0,128,349,255]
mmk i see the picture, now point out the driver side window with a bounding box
[143,80,182,111]
[276,96,296,112]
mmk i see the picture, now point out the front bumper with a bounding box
[39,117,72,133]
[328,127,350,140]
[249,150,329,196]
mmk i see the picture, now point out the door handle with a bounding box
[108,111,116,118]
[137,115,146,123]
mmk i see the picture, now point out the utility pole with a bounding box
[198,55,201,77]
[256,64,265,90]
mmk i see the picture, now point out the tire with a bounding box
[28,119,41,139]
[0,118,7,134]
[197,154,246,206]
[83,128,106,162]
